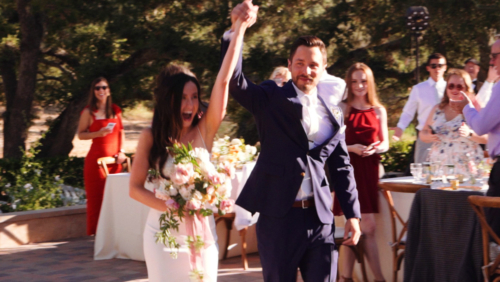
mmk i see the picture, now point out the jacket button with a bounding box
[301,172,305,177]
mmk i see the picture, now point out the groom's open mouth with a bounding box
[182,111,193,121]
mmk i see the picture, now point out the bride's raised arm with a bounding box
[200,4,258,144]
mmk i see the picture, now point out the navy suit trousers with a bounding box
[256,206,338,282]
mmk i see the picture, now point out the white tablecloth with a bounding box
[94,162,258,261]
[94,173,152,261]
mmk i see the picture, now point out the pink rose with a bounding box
[186,198,201,211]
[223,162,235,179]
[206,186,215,196]
[154,188,171,201]
[165,199,180,210]
[208,171,225,185]
[171,163,194,185]
[220,199,234,212]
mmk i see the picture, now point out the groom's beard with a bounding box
[293,74,317,94]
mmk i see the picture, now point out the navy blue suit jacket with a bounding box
[222,36,361,224]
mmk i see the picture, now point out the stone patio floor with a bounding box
[0,236,279,282]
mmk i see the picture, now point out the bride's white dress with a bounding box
[144,129,219,281]
[143,208,218,281]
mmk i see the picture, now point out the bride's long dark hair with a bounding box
[148,65,203,175]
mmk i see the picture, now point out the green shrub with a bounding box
[380,140,414,173]
[0,146,85,213]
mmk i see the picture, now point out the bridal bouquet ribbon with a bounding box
[149,143,234,281]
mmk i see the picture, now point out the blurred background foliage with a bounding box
[0,0,499,157]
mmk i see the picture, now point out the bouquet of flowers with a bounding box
[149,143,234,280]
[211,136,258,169]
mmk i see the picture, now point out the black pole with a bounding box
[415,34,420,83]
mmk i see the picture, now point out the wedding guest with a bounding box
[464,58,482,94]
[77,77,126,236]
[393,53,447,163]
[452,39,500,237]
[420,69,487,175]
[128,12,254,281]
[333,63,388,282]
[269,66,291,87]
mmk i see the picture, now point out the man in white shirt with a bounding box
[392,53,447,163]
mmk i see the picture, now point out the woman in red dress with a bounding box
[334,63,389,282]
[77,77,127,235]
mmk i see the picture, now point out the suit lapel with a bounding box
[282,82,309,150]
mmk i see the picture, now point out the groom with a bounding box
[223,2,361,281]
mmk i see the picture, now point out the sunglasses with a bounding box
[95,86,108,91]
[447,83,464,91]
[429,64,446,69]
[490,52,500,60]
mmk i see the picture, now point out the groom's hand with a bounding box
[342,218,361,246]
[231,0,258,31]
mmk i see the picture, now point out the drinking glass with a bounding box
[410,163,423,182]
[430,161,442,180]
[443,164,455,180]
[422,163,431,183]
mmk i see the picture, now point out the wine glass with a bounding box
[430,161,442,180]
[410,163,423,182]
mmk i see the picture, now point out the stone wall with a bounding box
[0,205,87,248]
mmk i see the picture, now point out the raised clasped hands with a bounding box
[231,0,259,31]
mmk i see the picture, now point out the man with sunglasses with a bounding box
[393,53,447,164]
[452,39,500,238]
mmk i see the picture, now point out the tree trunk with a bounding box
[36,91,88,158]
[4,0,43,158]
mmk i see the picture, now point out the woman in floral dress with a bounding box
[420,69,487,175]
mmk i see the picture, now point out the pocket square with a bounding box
[339,125,346,134]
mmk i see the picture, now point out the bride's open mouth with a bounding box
[182,111,193,121]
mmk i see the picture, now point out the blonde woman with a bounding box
[333,63,388,282]
[420,69,487,175]
[269,66,291,87]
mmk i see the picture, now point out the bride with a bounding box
[129,8,256,282]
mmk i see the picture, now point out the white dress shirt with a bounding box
[476,80,494,108]
[317,72,347,105]
[292,83,334,200]
[397,77,446,131]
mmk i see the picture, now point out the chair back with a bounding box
[468,195,500,282]
[378,181,428,282]
[97,156,131,177]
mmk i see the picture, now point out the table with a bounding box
[94,162,259,261]
[94,173,152,261]
[403,188,485,282]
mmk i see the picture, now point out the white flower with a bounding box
[168,187,178,196]
[162,157,175,178]
[4,183,11,188]
[190,147,211,163]
[193,190,203,201]
[34,169,42,176]
[199,159,217,177]
[246,145,257,156]
[231,138,242,146]
[179,187,192,201]
[24,183,33,191]
[55,176,61,181]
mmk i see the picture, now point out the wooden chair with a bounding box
[97,156,131,177]
[378,182,428,282]
[214,212,249,270]
[334,227,368,282]
[468,195,500,282]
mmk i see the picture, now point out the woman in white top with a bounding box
[129,14,255,281]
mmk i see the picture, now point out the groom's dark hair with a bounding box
[289,36,327,64]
